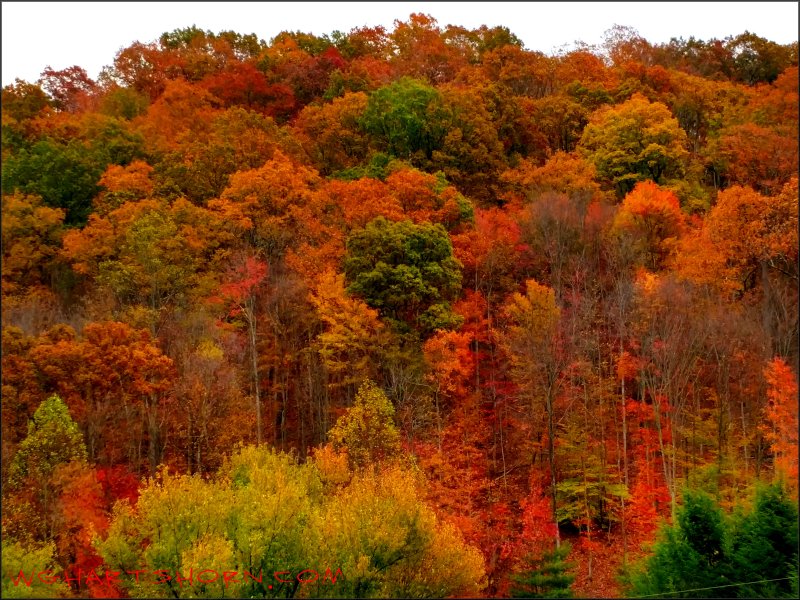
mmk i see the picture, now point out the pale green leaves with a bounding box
[97,444,486,598]
[327,380,401,470]
[8,394,87,488]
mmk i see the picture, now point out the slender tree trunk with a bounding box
[187,416,193,474]
[245,298,262,446]
[546,384,559,547]
[620,348,629,566]
[740,400,750,476]
[582,386,593,581]
[651,391,676,520]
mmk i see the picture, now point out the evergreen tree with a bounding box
[730,483,799,598]
[627,489,734,598]
[627,485,799,598]
[510,542,575,598]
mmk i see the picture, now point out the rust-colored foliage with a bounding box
[94,160,155,214]
[27,322,176,473]
[1,193,65,298]
[2,17,798,599]
[762,357,799,491]
[613,180,686,270]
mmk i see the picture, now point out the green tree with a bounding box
[510,543,575,598]
[5,395,88,546]
[1,139,104,226]
[96,444,486,599]
[99,85,150,120]
[430,84,507,202]
[628,484,799,598]
[96,206,197,328]
[327,380,401,469]
[1,539,69,599]
[156,106,289,203]
[359,77,448,161]
[81,113,145,166]
[9,394,87,487]
[729,483,799,598]
[628,489,733,598]
[1,79,53,122]
[726,32,795,85]
[556,415,628,530]
[578,93,689,197]
[344,217,462,336]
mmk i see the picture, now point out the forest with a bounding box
[1,13,798,598]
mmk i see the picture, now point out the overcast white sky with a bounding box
[2,2,798,86]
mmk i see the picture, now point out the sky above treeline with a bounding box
[2,1,798,86]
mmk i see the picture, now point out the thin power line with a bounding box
[629,575,797,598]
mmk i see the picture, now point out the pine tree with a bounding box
[628,484,799,598]
[730,483,799,598]
[627,490,734,598]
[510,542,575,598]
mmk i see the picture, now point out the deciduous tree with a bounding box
[344,217,463,337]
[611,180,685,271]
[761,357,799,489]
[327,379,401,469]
[578,93,689,197]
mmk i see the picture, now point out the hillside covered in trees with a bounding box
[1,14,798,598]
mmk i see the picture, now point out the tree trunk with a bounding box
[246,299,262,445]
[546,385,560,547]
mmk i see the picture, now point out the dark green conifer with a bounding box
[510,542,575,598]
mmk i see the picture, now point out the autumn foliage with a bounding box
[2,15,798,599]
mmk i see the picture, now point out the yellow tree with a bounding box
[502,279,563,537]
[327,379,401,470]
[578,93,689,197]
[308,271,388,393]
